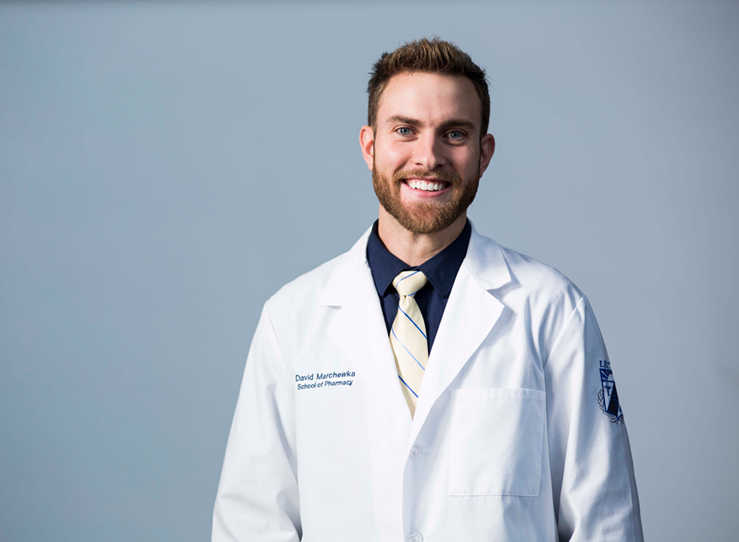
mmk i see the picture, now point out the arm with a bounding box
[212,303,301,542]
[545,296,643,542]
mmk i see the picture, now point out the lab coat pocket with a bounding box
[449,388,546,497]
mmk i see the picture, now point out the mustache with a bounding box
[392,169,462,184]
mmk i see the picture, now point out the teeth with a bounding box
[408,180,445,191]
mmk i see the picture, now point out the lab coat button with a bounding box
[408,531,423,542]
[410,446,424,461]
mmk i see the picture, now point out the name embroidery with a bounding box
[295,370,356,390]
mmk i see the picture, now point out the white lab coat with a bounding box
[213,223,643,542]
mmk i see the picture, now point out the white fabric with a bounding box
[212,222,643,542]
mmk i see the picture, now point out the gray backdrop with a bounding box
[2,1,737,540]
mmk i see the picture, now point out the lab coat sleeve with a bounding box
[544,296,643,542]
[212,302,301,542]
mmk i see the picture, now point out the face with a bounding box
[360,72,495,234]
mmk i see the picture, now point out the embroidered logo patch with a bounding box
[598,360,624,424]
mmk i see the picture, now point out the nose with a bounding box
[413,133,446,171]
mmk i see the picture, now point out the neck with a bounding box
[377,207,467,267]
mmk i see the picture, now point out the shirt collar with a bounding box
[366,219,471,298]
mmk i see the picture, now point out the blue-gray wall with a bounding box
[1,2,737,540]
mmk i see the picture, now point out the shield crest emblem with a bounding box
[598,360,624,423]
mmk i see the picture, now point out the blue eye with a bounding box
[397,127,412,136]
[448,130,464,140]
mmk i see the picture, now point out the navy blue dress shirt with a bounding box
[366,220,471,353]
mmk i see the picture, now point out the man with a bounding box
[213,38,643,541]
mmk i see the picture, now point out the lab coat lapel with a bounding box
[410,224,511,444]
[321,229,412,434]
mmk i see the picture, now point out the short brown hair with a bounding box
[367,37,490,138]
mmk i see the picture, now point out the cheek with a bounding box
[452,148,481,174]
[375,142,411,169]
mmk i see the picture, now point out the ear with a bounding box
[478,133,495,175]
[359,125,375,171]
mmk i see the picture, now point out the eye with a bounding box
[396,127,413,136]
[447,130,465,140]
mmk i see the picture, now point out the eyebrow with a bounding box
[385,115,477,132]
[386,115,422,127]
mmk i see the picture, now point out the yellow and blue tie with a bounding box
[389,270,429,418]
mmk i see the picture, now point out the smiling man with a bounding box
[213,38,643,542]
[363,69,494,264]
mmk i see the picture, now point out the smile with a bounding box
[405,179,450,192]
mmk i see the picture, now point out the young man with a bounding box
[213,38,643,542]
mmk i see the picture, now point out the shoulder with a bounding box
[498,245,585,311]
[468,228,592,359]
[264,251,345,319]
[263,227,371,322]
[467,225,584,310]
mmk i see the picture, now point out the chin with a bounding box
[389,202,464,234]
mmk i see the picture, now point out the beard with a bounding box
[372,162,480,234]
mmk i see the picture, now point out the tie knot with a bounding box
[393,270,428,297]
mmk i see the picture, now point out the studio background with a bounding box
[1,1,737,541]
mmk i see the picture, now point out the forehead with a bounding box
[377,72,481,128]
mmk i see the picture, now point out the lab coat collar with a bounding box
[320,220,511,307]
[319,221,513,445]
[322,225,414,435]
[319,226,373,308]
[464,220,512,292]
[409,221,511,444]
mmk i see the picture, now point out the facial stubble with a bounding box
[372,158,481,235]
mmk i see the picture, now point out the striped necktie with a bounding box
[389,270,429,418]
